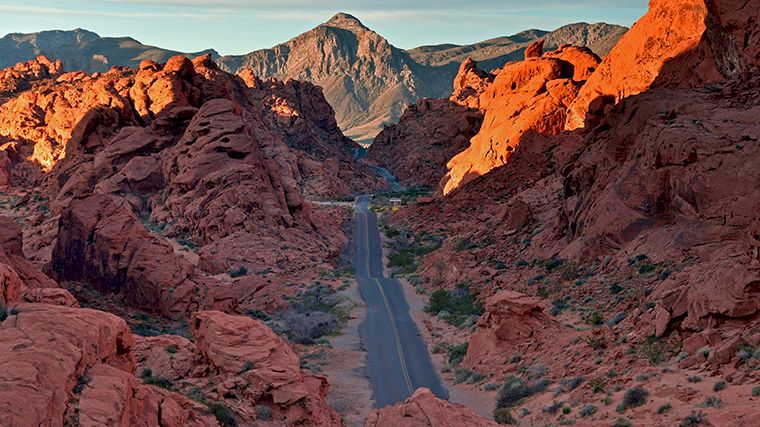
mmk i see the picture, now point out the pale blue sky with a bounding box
[0,1,647,55]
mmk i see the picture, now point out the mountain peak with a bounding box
[325,13,368,31]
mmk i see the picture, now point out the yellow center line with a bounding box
[362,200,414,395]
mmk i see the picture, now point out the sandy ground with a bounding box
[323,279,374,426]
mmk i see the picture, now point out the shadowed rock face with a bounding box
[0,53,382,318]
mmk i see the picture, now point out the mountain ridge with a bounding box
[0,15,627,142]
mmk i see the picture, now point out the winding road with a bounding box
[354,195,448,408]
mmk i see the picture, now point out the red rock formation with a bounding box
[442,47,599,193]
[368,99,483,187]
[524,39,544,58]
[0,56,62,101]
[51,194,235,318]
[464,291,559,373]
[134,311,342,426]
[566,0,760,130]
[365,388,499,427]
[451,58,495,109]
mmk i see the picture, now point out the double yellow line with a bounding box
[361,203,414,395]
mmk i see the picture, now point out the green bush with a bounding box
[207,402,237,427]
[752,386,760,396]
[278,284,346,344]
[496,376,550,409]
[493,408,516,425]
[680,411,706,427]
[255,405,271,421]
[617,387,648,412]
[424,285,484,327]
[580,404,597,417]
[228,266,248,278]
[657,402,672,414]
[447,342,468,366]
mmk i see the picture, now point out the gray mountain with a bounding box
[0,28,218,73]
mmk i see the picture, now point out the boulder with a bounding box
[365,388,498,427]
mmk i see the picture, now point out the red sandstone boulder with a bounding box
[524,39,544,59]
[464,291,558,372]
[451,58,495,109]
[0,304,135,425]
[365,388,498,427]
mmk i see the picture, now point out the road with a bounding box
[354,195,448,408]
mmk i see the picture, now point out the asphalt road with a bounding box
[354,195,448,408]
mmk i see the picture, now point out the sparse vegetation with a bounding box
[617,386,648,412]
[73,375,89,394]
[495,375,550,410]
[255,405,271,421]
[228,266,248,278]
[699,395,721,408]
[447,342,469,366]
[493,408,516,425]
[166,345,179,354]
[207,402,237,427]
[657,402,672,414]
[712,380,726,391]
[612,418,633,427]
[680,411,707,426]
[687,375,702,383]
[278,284,347,344]
[454,368,485,384]
[636,336,670,365]
[424,284,484,328]
[752,386,760,396]
[580,404,598,417]
[0,302,7,322]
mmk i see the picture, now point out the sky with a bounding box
[0,0,648,55]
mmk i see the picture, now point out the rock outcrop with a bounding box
[365,388,499,427]
[134,311,342,426]
[0,55,62,101]
[442,47,600,193]
[566,0,760,130]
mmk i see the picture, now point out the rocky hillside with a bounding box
[0,28,218,74]
[379,0,760,425]
[408,22,627,70]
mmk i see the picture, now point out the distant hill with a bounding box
[0,29,218,73]
[408,23,628,71]
[0,18,627,143]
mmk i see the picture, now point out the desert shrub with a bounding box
[484,382,499,391]
[278,284,346,344]
[560,376,585,393]
[543,401,564,414]
[588,378,606,393]
[609,283,624,295]
[424,285,483,327]
[447,342,468,365]
[545,257,564,271]
[636,336,669,365]
[388,250,415,269]
[454,368,485,384]
[228,266,248,278]
[550,298,569,316]
[241,361,255,372]
[496,376,550,409]
[508,354,523,363]
[638,263,656,274]
[493,408,516,425]
[657,402,672,414]
[255,405,271,421]
[687,375,702,383]
[612,418,633,427]
[736,345,759,362]
[752,386,760,396]
[608,312,627,327]
[586,311,605,326]
[207,402,237,427]
[143,376,176,390]
[617,386,648,412]
[562,406,572,415]
[700,396,721,408]
[0,302,7,322]
[580,404,598,417]
[165,345,178,354]
[680,411,707,426]
[73,375,89,393]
